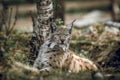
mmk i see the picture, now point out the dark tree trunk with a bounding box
[0,1,8,31]
[54,0,65,24]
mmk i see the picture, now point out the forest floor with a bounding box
[0,23,120,80]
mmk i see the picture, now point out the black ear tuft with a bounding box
[67,19,76,34]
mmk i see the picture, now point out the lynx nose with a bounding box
[60,39,65,44]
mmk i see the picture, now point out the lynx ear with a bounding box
[49,17,57,33]
[67,19,76,34]
[50,22,57,33]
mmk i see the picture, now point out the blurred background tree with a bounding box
[110,0,120,21]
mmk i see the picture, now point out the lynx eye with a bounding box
[65,34,69,36]
[55,34,60,35]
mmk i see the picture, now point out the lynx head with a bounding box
[48,20,76,51]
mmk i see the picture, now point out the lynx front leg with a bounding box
[38,67,53,80]
[33,60,53,76]
[39,67,53,76]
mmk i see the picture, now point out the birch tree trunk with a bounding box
[29,0,54,65]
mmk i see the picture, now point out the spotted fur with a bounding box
[33,22,98,76]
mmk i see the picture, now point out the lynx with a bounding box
[33,20,98,76]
